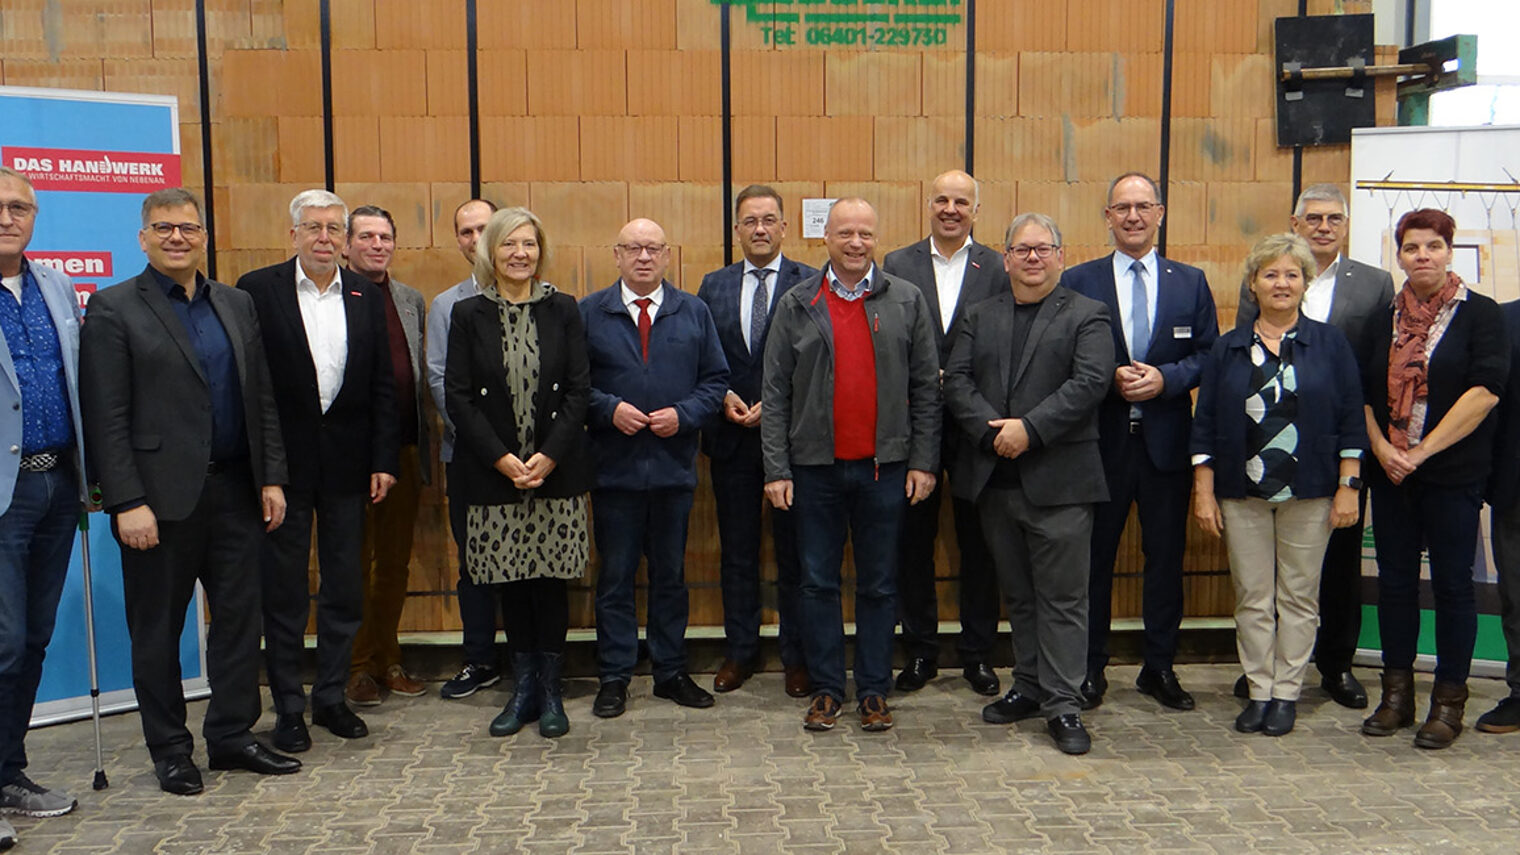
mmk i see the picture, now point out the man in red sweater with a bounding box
[760,198,942,732]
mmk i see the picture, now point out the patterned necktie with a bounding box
[749,268,773,354]
[1129,259,1150,363]
[634,297,653,363]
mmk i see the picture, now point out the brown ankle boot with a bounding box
[1413,681,1468,749]
[1361,668,1416,736]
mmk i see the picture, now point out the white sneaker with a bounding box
[0,775,76,817]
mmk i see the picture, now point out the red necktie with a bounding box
[635,297,652,362]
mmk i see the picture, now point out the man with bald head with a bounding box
[581,218,729,718]
[763,198,941,732]
[883,169,1009,697]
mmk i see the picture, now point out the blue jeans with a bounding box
[593,488,695,684]
[1371,479,1482,684]
[793,460,906,703]
[0,467,80,784]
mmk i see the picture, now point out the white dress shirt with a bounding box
[1112,249,1160,360]
[620,280,664,324]
[1301,254,1340,324]
[930,235,973,334]
[740,256,783,353]
[295,259,348,413]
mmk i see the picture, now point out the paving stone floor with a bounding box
[14,663,1520,854]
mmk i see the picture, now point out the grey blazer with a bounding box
[941,286,1114,506]
[882,237,1010,365]
[387,277,432,485]
[1234,256,1394,360]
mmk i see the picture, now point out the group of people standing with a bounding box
[1,158,1518,847]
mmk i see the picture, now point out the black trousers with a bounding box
[1313,489,1367,676]
[119,464,263,760]
[897,472,1001,664]
[261,485,365,714]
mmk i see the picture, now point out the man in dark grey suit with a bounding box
[942,212,1113,755]
[882,169,1008,697]
[81,188,300,795]
[1233,183,1393,709]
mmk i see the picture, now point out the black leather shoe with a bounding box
[962,662,1001,696]
[593,680,628,718]
[1080,669,1108,711]
[312,703,368,739]
[1136,668,1195,711]
[894,657,937,692]
[208,742,302,775]
[982,689,1042,724]
[1235,700,1269,733]
[271,714,310,753]
[653,673,715,708]
[153,755,204,796]
[1320,671,1369,709]
[1047,714,1091,755]
[1262,699,1297,736]
[1477,696,1520,733]
[1233,674,1249,700]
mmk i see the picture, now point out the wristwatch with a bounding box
[1339,475,1363,490]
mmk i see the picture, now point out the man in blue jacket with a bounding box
[581,217,729,718]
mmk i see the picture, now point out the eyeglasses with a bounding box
[297,221,347,239]
[147,221,204,239]
[1006,244,1059,259]
[0,201,37,219]
[1107,202,1160,217]
[616,243,667,257]
[738,215,781,230]
[1302,213,1346,227]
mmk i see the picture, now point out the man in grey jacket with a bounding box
[761,197,941,733]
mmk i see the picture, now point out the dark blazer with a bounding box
[1191,318,1366,500]
[1488,299,1520,510]
[882,237,1010,365]
[80,268,286,521]
[696,255,817,461]
[1235,256,1394,362]
[942,287,1113,506]
[236,258,399,494]
[1363,289,1509,489]
[445,289,592,505]
[1062,252,1219,474]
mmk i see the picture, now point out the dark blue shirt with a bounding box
[150,266,247,462]
[0,261,74,455]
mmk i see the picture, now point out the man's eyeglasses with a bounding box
[0,201,37,219]
[297,221,347,239]
[1302,213,1346,227]
[146,221,204,239]
[616,243,668,257]
[738,216,781,230]
[1106,202,1160,217]
[1006,244,1059,260]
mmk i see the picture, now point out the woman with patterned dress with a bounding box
[445,207,591,739]
[1359,208,1508,749]
[1191,233,1366,737]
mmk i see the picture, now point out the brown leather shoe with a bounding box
[383,664,427,697]
[1414,681,1468,749]
[1362,668,1416,736]
[858,694,893,732]
[784,665,811,698]
[712,658,754,693]
[803,695,842,731]
[345,672,381,707]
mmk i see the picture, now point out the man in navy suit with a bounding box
[1062,172,1218,711]
[883,169,1008,697]
[697,185,817,697]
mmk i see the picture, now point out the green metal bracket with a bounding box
[1397,33,1478,126]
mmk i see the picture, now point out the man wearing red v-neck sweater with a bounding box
[761,198,942,734]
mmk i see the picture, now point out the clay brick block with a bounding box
[221,182,310,250]
[922,54,965,118]
[152,0,252,58]
[580,116,681,182]
[210,117,279,184]
[475,50,528,117]
[1170,118,1257,183]
[976,52,1021,118]
[979,0,1063,52]
[332,182,430,248]
[1068,117,1161,184]
[825,51,922,117]
[331,49,427,116]
[220,49,322,117]
[1257,0,1296,53]
[215,248,289,285]
[629,182,723,249]
[821,181,923,256]
[2,58,104,90]
[386,246,458,303]
[674,0,721,50]
[1253,117,1293,182]
[1301,144,1351,189]
[1169,53,1213,118]
[678,116,775,182]
[275,117,326,184]
[424,50,468,116]
[732,50,824,117]
[1175,0,1258,53]
[480,116,580,182]
[681,244,728,293]
[57,0,156,59]
[331,0,377,50]
[177,122,204,191]
[576,0,677,50]
[429,182,530,250]
[1205,181,1294,246]
[1019,52,1123,119]
[582,243,624,295]
[529,182,629,247]
[1017,182,1112,248]
[478,2,577,50]
[874,117,963,182]
[976,181,1018,242]
[626,50,721,116]
[1165,244,1251,311]
[379,116,470,182]
[1064,0,1166,52]
[775,116,874,182]
[332,115,381,184]
[1164,181,1209,247]
[104,58,201,122]
[375,0,465,49]
[248,0,285,48]
[541,246,586,298]
[526,49,627,116]
[1210,54,1275,119]
[972,117,1063,181]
